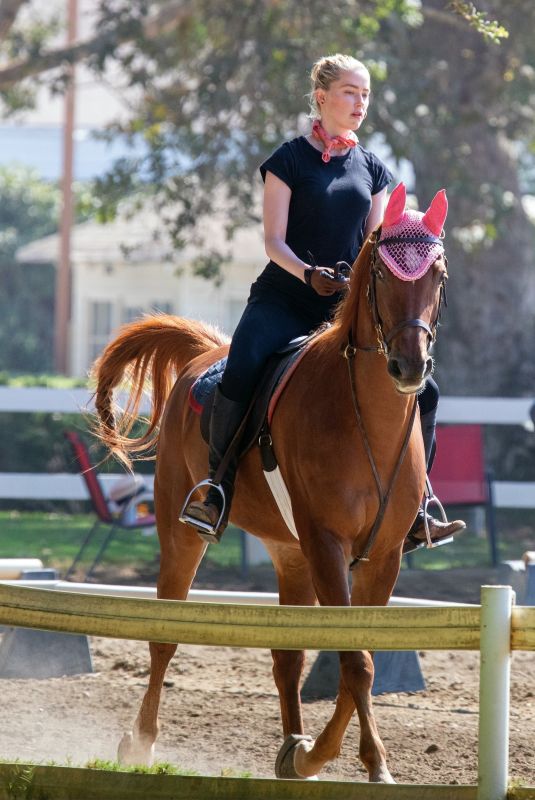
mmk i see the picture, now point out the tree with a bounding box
[1,0,528,395]
[377,0,535,394]
[0,166,59,372]
[0,1,507,264]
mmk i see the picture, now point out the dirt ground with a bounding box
[0,564,534,787]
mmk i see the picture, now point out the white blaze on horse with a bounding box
[92,183,450,783]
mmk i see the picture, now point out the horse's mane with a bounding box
[314,234,374,352]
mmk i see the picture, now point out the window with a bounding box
[122,306,144,324]
[150,301,174,315]
[88,301,113,362]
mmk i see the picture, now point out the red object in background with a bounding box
[64,430,155,581]
[430,423,498,567]
[432,424,489,505]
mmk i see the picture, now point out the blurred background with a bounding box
[0,0,534,585]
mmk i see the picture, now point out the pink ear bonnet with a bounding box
[378,183,448,281]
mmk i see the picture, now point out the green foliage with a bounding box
[0,166,59,374]
[449,1,508,43]
[67,0,422,262]
[2,1,533,401]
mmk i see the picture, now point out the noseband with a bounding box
[365,235,448,357]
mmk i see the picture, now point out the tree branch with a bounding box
[0,0,193,90]
[0,0,29,41]
[421,7,471,32]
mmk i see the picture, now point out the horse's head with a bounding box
[369,183,449,394]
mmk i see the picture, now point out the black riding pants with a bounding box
[220,297,318,403]
[220,296,439,466]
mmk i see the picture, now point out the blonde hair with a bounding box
[308,54,369,118]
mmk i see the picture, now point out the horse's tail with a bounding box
[92,314,229,468]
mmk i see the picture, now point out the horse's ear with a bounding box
[383,182,406,227]
[422,189,448,235]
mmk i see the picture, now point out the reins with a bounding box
[342,332,418,569]
[343,234,446,568]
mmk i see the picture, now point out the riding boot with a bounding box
[181,384,247,544]
[403,408,466,555]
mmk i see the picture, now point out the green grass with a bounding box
[0,373,87,388]
[1,506,533,579]
[0,511,243,576]
[84,759,198,775]
[0,757,252,778]
[402,506,535,570]
[85,759,251,777]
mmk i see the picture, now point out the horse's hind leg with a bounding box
[118,481,206,766]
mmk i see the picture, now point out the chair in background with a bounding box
[64,430,156,581]
[430,424,498,565]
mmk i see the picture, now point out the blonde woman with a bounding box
[182,54,465,550]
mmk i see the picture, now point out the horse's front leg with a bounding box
[270,544,317,732]
[347,549,403,782]
[286,528,394,783]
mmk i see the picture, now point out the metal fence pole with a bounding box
[478,585,513,800]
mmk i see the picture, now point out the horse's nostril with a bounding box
[387,358,402,379]
[425,358,433,377]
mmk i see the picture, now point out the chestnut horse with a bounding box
[92,188,449,783]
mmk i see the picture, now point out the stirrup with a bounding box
[422,477,453,549]
[179,479,226,544]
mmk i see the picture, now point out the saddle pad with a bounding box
[188,343,311,457]
[189,357,226,415]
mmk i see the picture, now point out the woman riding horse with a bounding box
[181,53,465,548]
[93,182,459,781]
[91,54,466,783]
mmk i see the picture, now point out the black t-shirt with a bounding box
[252,135,393,324]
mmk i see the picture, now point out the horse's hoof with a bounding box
[117,731,154,766]
[275,734,317,780]
[370,766,396,784]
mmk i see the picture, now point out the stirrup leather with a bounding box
[179,479,227,544]
[422,476,453,549]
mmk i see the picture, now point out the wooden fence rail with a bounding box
[0,584,533,800]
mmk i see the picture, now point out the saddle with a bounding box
[188,333,315,457]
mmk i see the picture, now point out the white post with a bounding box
[478,585,513,800]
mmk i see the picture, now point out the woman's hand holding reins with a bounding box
[305,266,349,296]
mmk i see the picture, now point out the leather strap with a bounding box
[379,234,442,246]
[343,333,418,568]
[384,317,434,346]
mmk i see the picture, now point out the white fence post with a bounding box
[478,585,513,800]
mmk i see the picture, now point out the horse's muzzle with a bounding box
[387,354,433,393]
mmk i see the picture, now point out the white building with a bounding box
[17,212,265,377]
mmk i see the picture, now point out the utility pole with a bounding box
[54,0,77,374]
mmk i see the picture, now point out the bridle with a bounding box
[342,230,449,569]
[364,232,448,357]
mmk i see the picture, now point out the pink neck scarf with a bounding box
[311,120,358,163]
